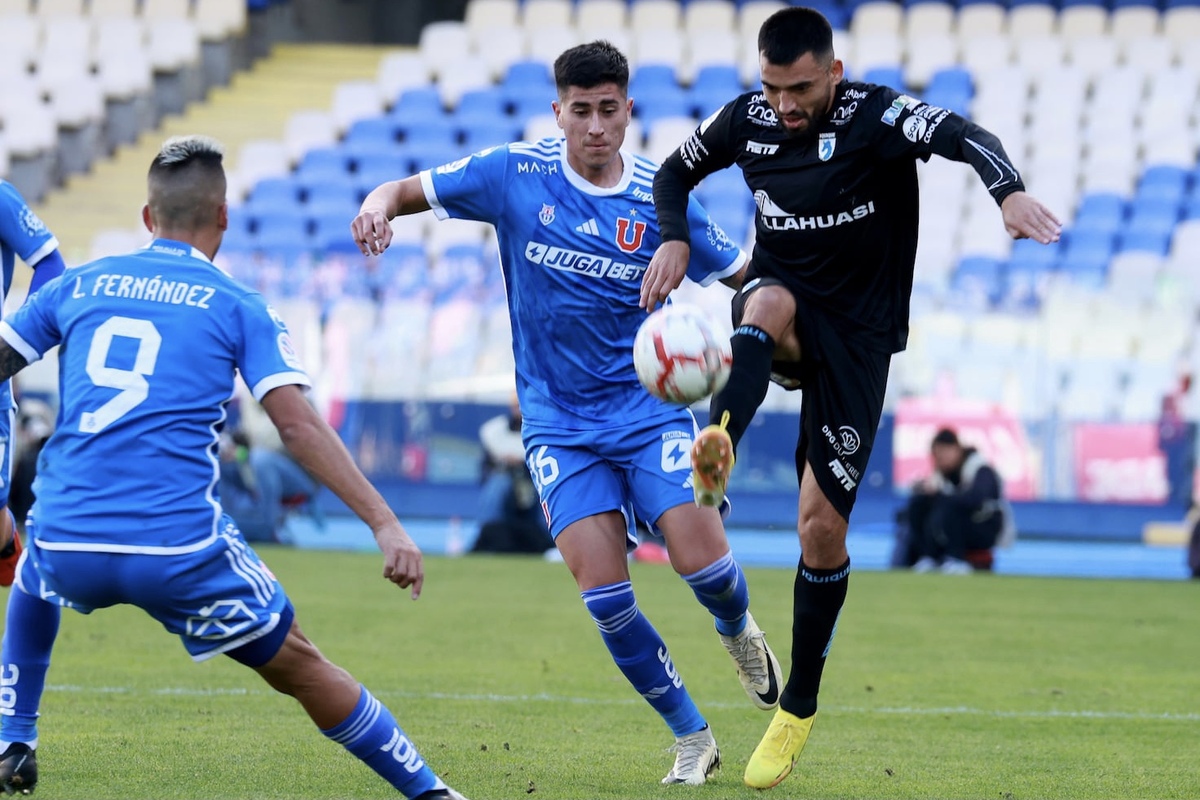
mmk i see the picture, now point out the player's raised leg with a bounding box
[556,510,719,785]
[744,461,849,790]
[693,281,801,507]
[655,503,781,711]
[251,621,464,800]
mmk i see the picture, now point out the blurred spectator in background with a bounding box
[471,394,552,555]
[1157,374,1195,509]
[9,398,54,531]
[894,428,1015,574]
[219,428,324,543]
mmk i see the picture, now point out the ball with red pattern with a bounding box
[633,304,732,404]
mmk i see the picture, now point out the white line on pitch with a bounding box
[44,685,1200,722]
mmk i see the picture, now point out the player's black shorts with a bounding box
[732,277,891,521]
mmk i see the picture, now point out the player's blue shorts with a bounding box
[15,515,293,667]
[524,409,699,541]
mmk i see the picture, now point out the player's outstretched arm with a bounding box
[0,341,29,384]
[1000,191,1062,245]
[351,176,431,257]
[260,384,424,599]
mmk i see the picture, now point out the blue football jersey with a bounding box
[421,138,744,430]
[0,239,311,554]
[0,179,58,308]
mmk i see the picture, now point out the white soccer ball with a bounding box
[633,304,732,405]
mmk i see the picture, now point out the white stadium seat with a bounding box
[141,0,190,20]
[905,1,955,38]
[330,80,385,134]
[1067,35,1119,77]
[146,17,201,72]
[521,0,573,30]
[376,51,432,104]
[437,56,491,108]
[89,0,137,18]
[575,0,627,31]
[37,0,83,16]
[631,27,684,69]
[685,0,737,34]
[0,13,40,73]
[473,25,525,81]
[961,35,1013,75]
[904,33,958,88]
[1163,6,1200,47]
[1058,4,1108,39]
[283,109,337,164]
[686,29,739,77]
[849,32,903,73]
[852,1,903,36]
[465,0,519,34]
[522,113,561,141]
[1120,35,1172,72]
[738,1,786,39]
[1110,5,1160,41]
[630,0,683,32]
[526,25,582,67]
[643,116,697,163]
[956,2,1005,39]
[193,0,247,41]
[419,21,470,79]
[1007,3,1056,38]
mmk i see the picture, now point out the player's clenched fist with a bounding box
[374,521,425,599]
[351,209,393,257]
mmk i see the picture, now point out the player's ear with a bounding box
[551,100,563,129]
[217,202,228,232]
[626,97,634,117]
[141,204,153,234]
[830,58,844,82]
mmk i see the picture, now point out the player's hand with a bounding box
[373,521,425,599]
[641,240,691,311]
[1001,192,1062,245]
[350,209,393,257]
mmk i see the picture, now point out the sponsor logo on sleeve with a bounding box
[881,94,920,127]
[679,132,709,169]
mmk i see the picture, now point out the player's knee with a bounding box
[742,285,796,340]
[798,497,848,559]
[256,623,339,695]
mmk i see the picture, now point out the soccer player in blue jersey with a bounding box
[352,41,781,786]
[0,137,468,800]
[0,180,66,586]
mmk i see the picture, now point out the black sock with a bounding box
[780,558,850,719]
[710,325,775,453]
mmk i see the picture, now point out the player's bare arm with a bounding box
[0,341,29,385]
[260,384,424,598]
[351,175,431,257]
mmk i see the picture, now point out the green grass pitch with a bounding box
[9,548,1198,799]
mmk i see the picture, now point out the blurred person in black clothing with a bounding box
[472,394,552,555]
[900,428,1014,574]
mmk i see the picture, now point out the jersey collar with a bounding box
[559,147,634,196]
[145,238,214,264]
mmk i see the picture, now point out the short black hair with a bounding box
[931,428,960,448]
[758,7,835,67]
[147,135,226,230]
[553,40,629,96]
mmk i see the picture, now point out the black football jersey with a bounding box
[654,81,1025,353]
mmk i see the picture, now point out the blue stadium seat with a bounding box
[862,67,906,91]
[1136,166,1189,204]
[461,121,523,151]
[634,87,693,126]
[1112,0,1158,7]
[220,223,255,256]
[923,87,971,116]
[503,60,554,92]
[703,196,751,248]
[312,212,358,254]
[1126,199,1180,234]
[1063,229,1116,261]
[807,0,849,29]
[631,65,681,96]
[298,147,351,176]
[1060,0,1107,7]
[344,117,400,147]
[406,143,466,173]
[951,256,1004,305]
[454,89,507,126]
[343,145,408,177]
[1183,197,1200,220]
[927,67,973,97]
[298,173,359,206]
[391,87,445,119]
[1165,0,1200,7]
[252,210,309,240]
[1118,228,1172,256]
[1010,237,1059,269]
[398,115,460,146]
[378,243,429,296]
[690,65,743,116]
[506,90,554,122]
[1058,255,1108,289]
[1075,193,1127,229]
[354,162,408,197]
[247,176,302,207]
[304,184,360,215]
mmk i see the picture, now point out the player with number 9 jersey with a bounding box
[0,239,308,552]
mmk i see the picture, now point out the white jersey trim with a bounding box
[560,148,636,197]
[250,371,311,402]
[191,612,283,662]
[419,169,449,221]
[25,237,58,268]
[35,531,219,555]
[0,321,41,363]
[694,250,748,287]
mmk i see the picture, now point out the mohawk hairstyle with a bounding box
[151,135,225,169]
[147,135,227,230]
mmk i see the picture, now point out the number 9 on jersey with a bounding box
[633,304,732,405]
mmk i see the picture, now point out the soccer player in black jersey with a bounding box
[641,6,1061,790]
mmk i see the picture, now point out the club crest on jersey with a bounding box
[539,204,555,226]
[818,132,836,161]
[615,216,647,253]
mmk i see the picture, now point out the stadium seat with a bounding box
[575,0,628,31]
[331,81,386,135]
[904,0,955,38]
[631,27,685,69]
[862,66,905,90]
[419,21,470,79]
[465,0,519,34]
[1007,1,1056,39]
[390,87,445,121]
[851,33,903,73]
[1137,166,1190,203]
[1110,1,1161,41]
[904,34,958,89]
[852,1,904,36]
[283,110,338,165]
[437,56,492,108]
[691,64,743,115]
[951,256,1005,307]
[1058,1,1109,40]
[521,0,572,29]
[956,0,1006,40]
[345,116,400,147]
[684,0,736,33]
[461,120,522,151]
[686,30,740,79]
[630,0,683,32]
[376,51,433,105]
[248,176,302,208]
[739,1,787,40]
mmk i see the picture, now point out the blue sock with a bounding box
[581,581,706,737]
[683,551,749,637]
[321,686,444,799]
[0,586,62,748]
